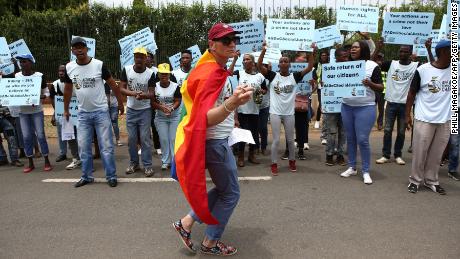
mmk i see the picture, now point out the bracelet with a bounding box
[223,100,234,113]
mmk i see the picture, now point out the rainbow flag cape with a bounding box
[171,50,230,225]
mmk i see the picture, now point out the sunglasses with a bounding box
[214,36,240,46]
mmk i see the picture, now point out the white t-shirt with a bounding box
[121,65,155,110]
[155,81,180,117]
[413,63,452,123]
[265,71,303,115]
[385,60,419,104]
[342,60,381,107]
[16,72,45,114]
[235,70,265,115]
[64,58,111,112]
[172,67,190,88]
[207,78,235,140]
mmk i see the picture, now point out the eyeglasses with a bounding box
[213,36,240,46]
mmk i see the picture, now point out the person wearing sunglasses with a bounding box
[172,23,253,256]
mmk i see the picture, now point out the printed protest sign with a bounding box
[314,25,343,49]
[439,14,448,40]
[336,6,379,33]
[70,36,95,61]
[322,60,366,98]
[382,12,435,45]
[330,49,336,63]
[321,96,343,113]
[290,63,313,94]
[226,57,243,72]
[252,48,282,65]
[413,29,440,57]
[0,76,42,106]
[169,45,202,71]
[0,37,14,75]
[266,19,315,51]
[8,39,34,62]
[118,27,157,68]
[54,96,78,125]
[229,20,264,54]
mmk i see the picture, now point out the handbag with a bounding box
[295,94,310,112]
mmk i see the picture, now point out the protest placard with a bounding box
[0,76,42,106]
[70,36,95,61]
[266,19,315,51]
[321,96,343,113]
[439,14,448,40]
[413,29,440,57]
[382,12,435,45]
[336,6,379,33]
[314,25,343,49]
[169,45,202,71]
[0,37,14,75]
[226,57,243,72]
[118,27,157,68]
[132,27,157,52]
[290,63,313,94]
[8,39,34,62]
[330,49,336,63]
[229,20,264,54]
[119,36,135,68]
[252,48,282,65]
[54,96,78,125]
[321,60,366,98]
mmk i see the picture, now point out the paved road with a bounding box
[1,130,459,258]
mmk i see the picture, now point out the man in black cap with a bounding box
[63,36,124,188]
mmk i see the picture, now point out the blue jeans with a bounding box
[0,116,18,161]
[257,107,269,151]
[325,113,345,156]
[154,112,179,166]
[382,102,406,158]
[127,107,152,168]
[341,104,376,173]
[19,112,49,158]
[109,106,120,140]
[449,133,460,173]
[189,138,240,240]
[56,122,79,159]
[77,109,116,181]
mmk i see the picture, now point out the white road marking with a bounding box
[42,176,272,183]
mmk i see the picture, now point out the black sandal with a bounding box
[172,220,196,253]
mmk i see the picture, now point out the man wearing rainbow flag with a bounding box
[171,23,254,256]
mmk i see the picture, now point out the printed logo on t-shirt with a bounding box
[273,81,294,94]
[128,78,147,92]
[72,75,96,90]
[428,76,450,94]
[156,93,174,105]
[391,69,414,82]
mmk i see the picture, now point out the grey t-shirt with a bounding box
[206,78,235,140]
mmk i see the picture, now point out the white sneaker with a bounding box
[340,167,357,177]
[395,157,406,165]
[116,140,123,146]
[314,121,320,129]
[376,156,390,164]
[321,139,327,145]
[304,143,310,150]
[138,149,142,155]
[66,159,81,170]
[363,173,373,184]
[156,149,162,155]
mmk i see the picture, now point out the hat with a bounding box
[208,23,240,40]
[435,39,451,50]
[16,53,35,63]
[134,46,147,56]
[71,37,87,47]
[157,63,171,74]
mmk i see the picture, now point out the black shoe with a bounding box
[281,150,289,160]
[108,179,117,187]
[55,155,67,162]
[448,171,460,181]
[297,151,306,160]
[424,183,446,195]
[408,183,418,193]
[0,160,9,166]
[336,155,347,166]
[10,160,24,167]
[325,155,334,166]
[74,179,92,188]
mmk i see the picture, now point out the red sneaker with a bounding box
[271,163,278,176]
[23,166,35,173]
[289,160,297,172]
[43,164,53,172]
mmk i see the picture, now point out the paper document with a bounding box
[61,118,75,141]
[228,128,255,147]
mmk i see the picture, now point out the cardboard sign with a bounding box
[336,6,379,33]
[321,60,366,98]
[266,19,315,51]
[0,76,42,106]
[382,12,435,45]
